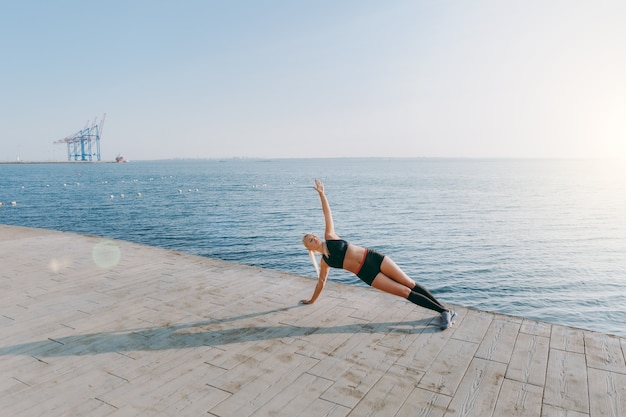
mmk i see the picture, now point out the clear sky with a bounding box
[1,0,625,161]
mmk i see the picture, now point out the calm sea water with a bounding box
[1,158,625,337]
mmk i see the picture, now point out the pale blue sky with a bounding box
[1,0,625,161]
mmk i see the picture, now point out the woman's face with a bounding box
[302,234,320,251]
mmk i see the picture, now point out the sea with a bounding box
[1,158,625,337]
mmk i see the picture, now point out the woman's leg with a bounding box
[371,273,411,298]
[380,257,447,308]
[371,273,447,314]
[379,257,415,288]
[412,282,445,307]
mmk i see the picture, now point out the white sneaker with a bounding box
[440,310,457,330]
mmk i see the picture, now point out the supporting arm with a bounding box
[301,261,330,304]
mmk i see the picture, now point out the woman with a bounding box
[301,179,457,330]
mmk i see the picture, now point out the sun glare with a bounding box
[92,240,122,269]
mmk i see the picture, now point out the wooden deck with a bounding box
[1,224,624,417]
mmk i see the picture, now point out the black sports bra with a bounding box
[322,239,349,268]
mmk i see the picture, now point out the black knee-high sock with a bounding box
[407,291,446,313]
[412,283,443,305]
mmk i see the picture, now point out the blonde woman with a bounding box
[301,179,457,330]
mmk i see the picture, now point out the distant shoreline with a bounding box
[0,161,118,165]
[1,156,621,165]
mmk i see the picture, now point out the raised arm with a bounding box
[314,179,339,240]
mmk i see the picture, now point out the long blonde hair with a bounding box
[308,250,320,277]
[302,234,320,277]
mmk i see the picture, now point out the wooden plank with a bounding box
[207,341,311,392]
[318,343,401,409]
[368,300,429,350]
[345,364,420,417]
[418,338,480,396]
[295,329,356,361]
[493,379,543,417]
[286,305,368,360]
[308,355,355,382]
[279,303,356,328]
[395,387,451,417]
[0,354,77,388]
[443,358,507,417]
[320,366,385,409]
[0,362,127,417]
[105,375,230,417]
[91,366,185,409]
[115,349,226,386]
[584,331,626,374]
[166,371,233,413]
[346,289,402,323]
[208,354,318,417]
[551,326,585,353]
[475,319,520,364]
[541,404,589,417]
[544,349,589,414]
[520,319,552,337]
[451,309,493,344]
[506,332,549,386]
[248,373,336,417]
[159,383,231,416]
[394,324,455,372]
[0,374,30,397]
[587,368,626,417]
[297,399,351,417]
[60,399,118,417]
[376,307,436,351]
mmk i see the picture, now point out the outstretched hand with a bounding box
[313,179,325,194]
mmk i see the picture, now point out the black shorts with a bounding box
[356,249,385,286]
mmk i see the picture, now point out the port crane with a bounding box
[54,114,106,161]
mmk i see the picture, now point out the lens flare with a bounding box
[48,257,71,273]
[92,240,121,269]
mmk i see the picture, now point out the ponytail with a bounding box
[308,250,320,277]
[302,233,322,277]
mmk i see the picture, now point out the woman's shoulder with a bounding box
[326,238,344,242]
[325,239,349,251]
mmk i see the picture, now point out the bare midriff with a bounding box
[342,244,368,274]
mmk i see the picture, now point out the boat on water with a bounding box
[115,155,126,163]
